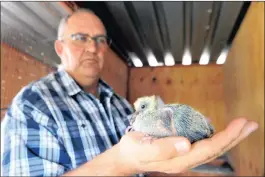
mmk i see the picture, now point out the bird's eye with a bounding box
[141,104,146,109]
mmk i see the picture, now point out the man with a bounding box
[1,8,258,176]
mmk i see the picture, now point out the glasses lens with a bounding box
[97,36,107,44]
[95,36,112,48]
[70,34,112,48]
[71,34,88,46]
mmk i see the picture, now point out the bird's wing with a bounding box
[157,108,177,135]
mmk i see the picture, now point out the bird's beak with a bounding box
[126,111,139,133]
[129,111,139,125]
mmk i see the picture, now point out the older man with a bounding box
[1,8,258,176]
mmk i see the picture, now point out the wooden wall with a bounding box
[1,43,129,120]
[222,2,264,176]
[1,43,55,120]
[129,65,226,133]
[100,48,129,98]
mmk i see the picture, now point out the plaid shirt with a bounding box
[1,68,135,176]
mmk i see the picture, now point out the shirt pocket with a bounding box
[59,118,103,157]
[58,119,86,148]
[57,119,97,166]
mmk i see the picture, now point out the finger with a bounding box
[137,136,191,163]
[222,120,258,153]
[121,132,191,165]
[182,118,252,170]
[186,117,249,165]
[142,117,249,173]
[190,119,259,167]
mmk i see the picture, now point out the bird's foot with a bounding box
[140,134,158,144]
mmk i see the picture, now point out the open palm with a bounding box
[118,117,258,174]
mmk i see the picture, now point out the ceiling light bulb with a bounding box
[182,49,192,65]
[216,48,229,64]
[129,52,143,67]
[164,52,175,66]
[147,51,159,67]
[199,48,210,65]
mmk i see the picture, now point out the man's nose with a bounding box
[84,40,97,53]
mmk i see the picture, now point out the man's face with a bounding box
[55,12,108,78]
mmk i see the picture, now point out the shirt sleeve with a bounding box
[1,95,71,176]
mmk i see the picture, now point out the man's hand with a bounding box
[117,117,258,174]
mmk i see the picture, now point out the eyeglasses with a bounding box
[61,33,112,49]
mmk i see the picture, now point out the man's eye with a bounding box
[96,37,107,44]
[77,36,87,41]
[73,35,87,42]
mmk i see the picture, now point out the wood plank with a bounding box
[101,48,129,98]
[129,64,226,133]
[222,2,264,176]
[0,43,55,114]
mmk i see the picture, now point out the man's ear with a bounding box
[54,40,64,57]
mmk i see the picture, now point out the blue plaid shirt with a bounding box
[1,68,135,176]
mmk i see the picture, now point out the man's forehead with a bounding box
[65,12,106,36]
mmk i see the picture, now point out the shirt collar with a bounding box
[98,79,114,98]
[57,68,114,97]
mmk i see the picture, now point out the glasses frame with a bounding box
[60,33,112,49]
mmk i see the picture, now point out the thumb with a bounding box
[139,136,191,163]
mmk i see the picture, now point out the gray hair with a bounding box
[57,8,105,40]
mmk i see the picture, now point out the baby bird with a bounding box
[127,95,215,144]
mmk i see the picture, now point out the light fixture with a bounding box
[164,52,175,66]
[129,52,143,67]
[133,58,143,67]
[216,47,229,64]
[157,62,164,66]
[182,49,192,65]
[147,51,160,67]
[199,48,210,65]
